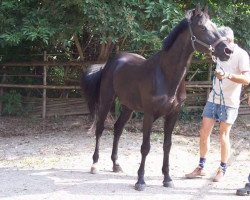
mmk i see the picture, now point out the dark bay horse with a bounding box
[81,5,232,191]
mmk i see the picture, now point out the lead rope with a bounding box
[212,67,227,119]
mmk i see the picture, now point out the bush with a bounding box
[0,90,24,115]
[179,104,203,121]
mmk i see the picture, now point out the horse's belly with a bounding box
[118,92,143,111]
[153,97,182,116]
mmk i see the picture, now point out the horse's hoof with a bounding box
[113,164,123,173]
[90,164,99,174]
[135,183,146,191]
[163,181,174,188]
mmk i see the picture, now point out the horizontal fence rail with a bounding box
[0,81,211,90]
[0,55,249,118]
[0,84,80,90]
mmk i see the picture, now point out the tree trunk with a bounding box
[98,38,114,62]
[72,33,84,61]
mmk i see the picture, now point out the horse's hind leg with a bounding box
[111,105,132,173]
[91,94,114,174]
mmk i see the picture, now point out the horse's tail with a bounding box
[81,64,104,118]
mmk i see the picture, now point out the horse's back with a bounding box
[114,52,146,67]
[101,52,147,84]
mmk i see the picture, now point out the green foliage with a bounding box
[1,0,248,55]
[0,90,23,115]
[0,0,184,55]
[132,112,144,120]
[208,1,250,49]
[114,97,121,118]
[179,104,203,121]
[0,0,249,114]
[179,104,191,121]
[114,98,143,119]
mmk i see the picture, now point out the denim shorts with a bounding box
[202,101,238,124]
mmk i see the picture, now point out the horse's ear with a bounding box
[185,9,193,21]
[203,5,208,14]
[195,4,202,15]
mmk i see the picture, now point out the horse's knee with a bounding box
[163,141,172,151]
[111,154,118,162]
[93,151,99,163]
[95,122,104,136]
[114,123,122,136]
[141,143,151,155]
[114,118,121,129]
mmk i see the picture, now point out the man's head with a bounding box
[218,26,234,43]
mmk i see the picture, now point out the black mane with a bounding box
[162,19,189,51]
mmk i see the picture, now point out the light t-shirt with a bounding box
[208,44,250,108]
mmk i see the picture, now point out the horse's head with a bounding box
[186,5,232,61]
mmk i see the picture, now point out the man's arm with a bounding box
[226,71,250,85]
[215,70,250,85]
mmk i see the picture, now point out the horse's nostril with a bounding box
[224,47,233,55]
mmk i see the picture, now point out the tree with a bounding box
[0,1,249,93]
[1,0,248,61]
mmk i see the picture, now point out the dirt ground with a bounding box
[0,115,249,200]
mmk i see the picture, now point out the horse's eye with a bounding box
[201,26,207,31]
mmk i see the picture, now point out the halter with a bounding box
[188,22,227,53]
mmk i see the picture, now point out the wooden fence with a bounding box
[0,53,249,117]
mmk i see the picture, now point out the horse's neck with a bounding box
[160,30,193,95]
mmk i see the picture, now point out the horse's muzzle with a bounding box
[224,47,233,56]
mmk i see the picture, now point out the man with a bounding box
[236,87,250,196]
[247,87,250,105]
[185,27,250,182]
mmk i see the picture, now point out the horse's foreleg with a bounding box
[111,106,132,173]
[162,111,179,187]
[135,114,154,191]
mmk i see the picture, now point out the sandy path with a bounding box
[0,116,249,200]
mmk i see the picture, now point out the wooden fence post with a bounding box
[0,73,7,116]
[42,51,47,119]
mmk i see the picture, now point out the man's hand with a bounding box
[215,69,230,80]
[248,96,250,106]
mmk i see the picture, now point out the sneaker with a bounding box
[236,183,250,196]
[185,167,206,179]
[236,188,250,196]
[246,183,250,190]
[213,168,225,182]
